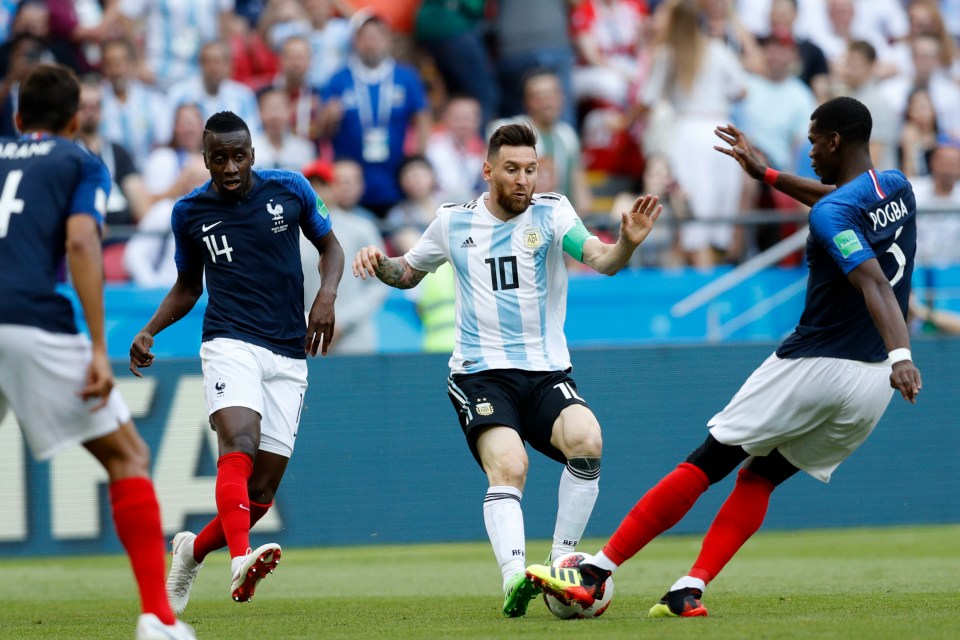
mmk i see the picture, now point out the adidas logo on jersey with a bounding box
[461,237,477,248]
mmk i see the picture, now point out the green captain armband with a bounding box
[562,219,594,263]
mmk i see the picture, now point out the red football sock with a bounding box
[109,477,176,626]
[602,463,710,565]
[689,468,775,584]
[215,452,255,558]
[192,500,273,563]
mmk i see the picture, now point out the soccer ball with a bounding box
[542,552,614,619]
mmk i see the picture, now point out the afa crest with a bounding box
[524,228,543,249]
[476,402,495,416]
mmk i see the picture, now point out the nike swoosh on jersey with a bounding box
[201,221,223,232]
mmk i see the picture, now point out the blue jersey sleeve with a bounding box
[809,200,876,275]
[264,169,332,243]
[172,198,201,273]
[69,153,110,224]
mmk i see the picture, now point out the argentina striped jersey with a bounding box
[405,192,586,374]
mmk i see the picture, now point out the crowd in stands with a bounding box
[2,0,959,348]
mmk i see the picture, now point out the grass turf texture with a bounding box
[1,525,957,639]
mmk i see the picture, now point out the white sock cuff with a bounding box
[592,550,619,573]
[485,485,522,502]
[670,575,706,593]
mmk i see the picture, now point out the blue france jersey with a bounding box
[0,135,109,334]
[778,169,916,362]
[172,169,332,359]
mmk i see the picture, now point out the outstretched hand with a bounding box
[714,124,766,180]
[890,361,922,404]
[620,194,662,246]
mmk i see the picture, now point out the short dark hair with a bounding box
[810,96,872,145]
[203,111,250,143]
[848,39,877,64]
[18,63,80,132]
[487,123,538,160]
[396,154,432,180]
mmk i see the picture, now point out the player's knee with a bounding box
[247,480,276,504]
[563,428,602,458]
[485,451,529,487]
[100,422,151,480]
[218,431,259,458]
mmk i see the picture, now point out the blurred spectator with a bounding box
[0,0,79,74]
[838,40,898,170]
[330,158,377,222]
[490,69,593,213]
[0,33,53,137]
[700,0,764,74]
[303,0,354,89]
[881,35,960,139]
[390,225,456,353]
[912,141,960,266]
[609,154,687,267]
[569,0,647,109]
[252,88,316,171]
[141,102,208,199]
[99,37,173,170]
[737,29,815,174]
[300,158,387,354]
[635,0,746,266]
[898,88,940,177]
[257,0,310,48]
[124,103,209,288]
[168,40,264,137]
[266,35,323,142]
[807,0,895,76]
[321,11,431,218]
[415,0,499,126]
[494,0,577,126]
[887,0,955,82]
[792,0,909,50]
[226,10,279,89]
[768,0,829,103]
[386,155,443,229]
[425,95,486,203]
[75,77,150,227]
[118,0,235,90]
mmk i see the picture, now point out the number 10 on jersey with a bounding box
[203,233,234,263]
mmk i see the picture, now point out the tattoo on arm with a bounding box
[374,256,428,289]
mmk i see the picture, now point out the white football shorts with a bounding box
[708,353,895,483]
[0,324,131,461]
[199,338,307,458]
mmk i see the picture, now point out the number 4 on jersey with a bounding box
[0,170,25,238]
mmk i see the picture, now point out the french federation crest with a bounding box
[476,401,495,416]
[524,228,543,249]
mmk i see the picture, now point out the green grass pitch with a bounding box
[1,525,958,639]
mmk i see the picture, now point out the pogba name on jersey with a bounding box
[868,197,909,231]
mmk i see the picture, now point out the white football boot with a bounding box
[166,532,203,614]
[230,542,281,603]
[135,613,197,639]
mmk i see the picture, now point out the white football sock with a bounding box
[670,575,707,593]
[483,485,526,586]
[591,550,619,573]
[551,462,600,560]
